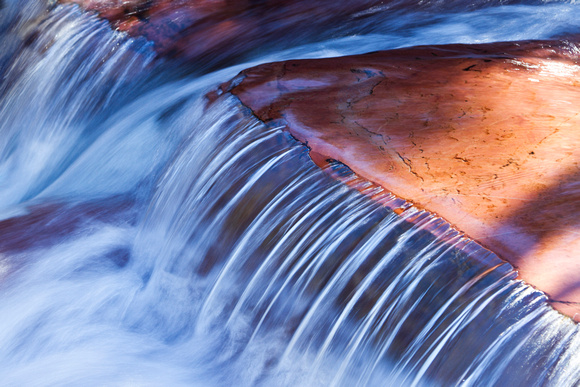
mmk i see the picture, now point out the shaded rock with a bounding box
[59,0,387,66]
[0,197,135,254]
[57,0,545,67]
[224,39,580,319]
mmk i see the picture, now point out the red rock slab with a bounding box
[224,40,580,319]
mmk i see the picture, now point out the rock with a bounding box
[224,39,580,319]
[59,0,392,66]
[58,0,535,66]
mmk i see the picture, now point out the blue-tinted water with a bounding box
[0,1,579,385]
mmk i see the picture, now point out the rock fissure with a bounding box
[353,120,391,146]
[396,151,424,182]
[227,40,580,320]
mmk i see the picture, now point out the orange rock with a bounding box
[225,40,580,319]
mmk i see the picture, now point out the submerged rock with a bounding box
[223,39,580,319]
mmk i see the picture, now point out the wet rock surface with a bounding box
[59,0,389,66]
[55,0,580,319]
[225,40,580,319]
[57,0,546,67]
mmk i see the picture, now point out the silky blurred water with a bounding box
[1,1,580,385]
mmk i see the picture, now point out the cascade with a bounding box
[1,0,580,385]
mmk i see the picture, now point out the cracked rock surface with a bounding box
[224,40,580,319]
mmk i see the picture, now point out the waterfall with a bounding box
[1,0,580,385]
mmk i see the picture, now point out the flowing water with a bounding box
[1,0,580,385]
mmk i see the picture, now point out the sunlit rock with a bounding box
[224,39,580,319]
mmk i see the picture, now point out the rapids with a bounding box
[1,0,580,385]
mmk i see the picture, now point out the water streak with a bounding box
[1,1,580,385]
